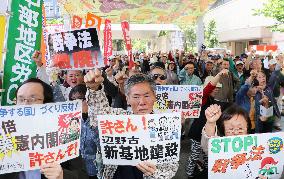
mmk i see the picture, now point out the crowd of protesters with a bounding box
[1,46,284,179]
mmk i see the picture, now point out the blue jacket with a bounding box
[80,116,99,176]
[236,83,251,113]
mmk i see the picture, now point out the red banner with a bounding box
[121,21,133,69]
[103,19,112,65]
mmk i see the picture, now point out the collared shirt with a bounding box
[19,170,41,179]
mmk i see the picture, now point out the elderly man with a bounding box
[213,58,240,105]
[84,70,179,179]
[179,62,202,85]
[0,78,88,179]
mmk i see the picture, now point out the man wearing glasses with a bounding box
[1,78,88,179]
[149,63,168,85]
[84,70,178,179]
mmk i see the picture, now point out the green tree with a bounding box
[205,20,219,48]
[132,39,148,52]
[255,0,284,32]
[183,25,197,52]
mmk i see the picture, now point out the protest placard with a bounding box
[0,101,82,174]
[47,27,103,70]
[208,132,284,179]
[153,85,203,118]
[97,113,181,166]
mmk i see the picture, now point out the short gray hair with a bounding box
[124,73,156,96]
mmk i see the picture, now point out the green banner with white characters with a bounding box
[2,0,43,105]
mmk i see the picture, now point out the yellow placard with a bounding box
[0,15,6,70]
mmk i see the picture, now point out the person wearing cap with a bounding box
[268,58,284,131]
[234,60,246,85]
[264,58,277,80]
[166,61,179,85]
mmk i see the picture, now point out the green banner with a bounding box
[2,0,43,105]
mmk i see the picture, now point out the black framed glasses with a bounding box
[152,74,167,80]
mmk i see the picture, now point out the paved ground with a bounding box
[173,138,190,179]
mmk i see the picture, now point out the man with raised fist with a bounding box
[84,70,178,179]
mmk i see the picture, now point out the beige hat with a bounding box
[204,76,222,88]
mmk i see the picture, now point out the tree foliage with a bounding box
[181,25,197,52]
[205,20,219,48]
[255,0,284,32]
[132,39,148,52]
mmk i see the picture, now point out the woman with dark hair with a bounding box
[201,104,251,154]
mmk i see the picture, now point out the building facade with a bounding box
[203,0,284,55]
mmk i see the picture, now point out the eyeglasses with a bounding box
[225,127,247,135]
[17,97,44,104]
[152,74,167,80]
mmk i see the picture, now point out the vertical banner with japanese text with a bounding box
[0,101,82,174]
[208,132,284,179]
[2,0,43,105]
[121,21,134,69]
[103,19,112,65]
[0,16,6,70]
[47,28,103,70]
[153,85,203,118]
[41,2,47,66]
[98,113,181,165]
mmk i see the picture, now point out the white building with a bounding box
[203,0,284,55]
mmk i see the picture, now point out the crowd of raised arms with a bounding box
[1,48,284,179]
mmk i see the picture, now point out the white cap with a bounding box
[235,61,244,65]
[269,59,277,65]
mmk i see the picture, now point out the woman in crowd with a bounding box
[166,61,179,85]
[201,104,251,153]
[186,69,229,179]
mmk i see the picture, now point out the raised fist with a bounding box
[84,68,104,91]
[32,50,43,67]
[205,104,222,124]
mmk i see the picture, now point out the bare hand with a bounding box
[250,70,258,78]
[105,67,113,77]
[136,161,157,176]
[40,162,63,179]
[84,68,104,91]
[260,95,269,108]
[205,104,222,124]
[32,50,43,67]
[218,69,229,76]
[115,71,127,85]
